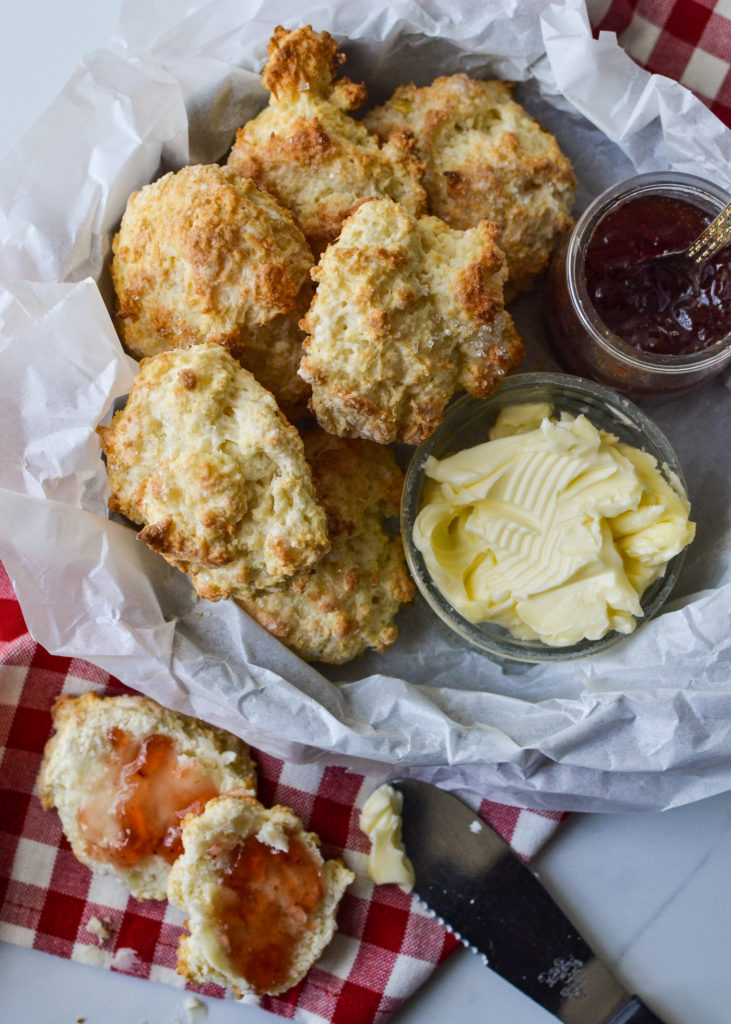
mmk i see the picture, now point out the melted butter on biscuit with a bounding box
[413,403,695,647]
[359,784,414,893]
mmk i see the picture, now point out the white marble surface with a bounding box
[2,4,731,1023]
[2,790,731,1024]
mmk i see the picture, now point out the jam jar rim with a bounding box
[566,171,731,374]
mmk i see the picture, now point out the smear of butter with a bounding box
[359,785,415,893]
[413,403,695,647]
[193,886,239,981]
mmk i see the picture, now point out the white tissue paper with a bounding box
[1,0,730,813]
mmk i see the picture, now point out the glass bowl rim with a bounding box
[400,372,689,663]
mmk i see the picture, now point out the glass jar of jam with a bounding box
[545,172,731,397]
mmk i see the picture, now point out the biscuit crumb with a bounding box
[111,947,137,971]
[86,915,112,943]
[76,946,106,967]
[183,995,208,1023]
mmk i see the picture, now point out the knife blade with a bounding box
[390,778,666,1024]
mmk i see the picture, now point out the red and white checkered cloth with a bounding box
[0,558,565,1024]
[591,0,731,127]
[2,6,726,1020]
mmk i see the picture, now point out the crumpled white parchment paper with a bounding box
[1,0,729,812]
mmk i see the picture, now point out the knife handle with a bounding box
[605,995,668,1024]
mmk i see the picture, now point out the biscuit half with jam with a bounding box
[38,692,257,901]
[167,793,354,996]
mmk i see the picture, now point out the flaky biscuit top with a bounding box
[98,343,329,597]
[235,428,414,664]
[299,197,523,445]
[112,163,314,357]
[111,163,314,418]
[366,74,576,293]
[227,25,426,255]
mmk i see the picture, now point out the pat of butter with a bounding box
[413,403,695,647]
[359,784,415,893]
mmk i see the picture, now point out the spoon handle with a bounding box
[688,199,731,265]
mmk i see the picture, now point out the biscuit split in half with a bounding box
[299,197,523,445]
[97,343,330,599]
[227,25,426,256]
[168,794,354,997]
[111,163,314,419]
[365,74,576,295]
[38,692,257,901]
[39,695,354,994]
[235,427,414,664]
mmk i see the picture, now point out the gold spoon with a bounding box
[650,197,731,287]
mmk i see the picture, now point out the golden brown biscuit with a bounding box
[236,428,414,664]
[97,343,330,597]
[38,692,257,901]
[167,793,354,996]
[365,74,576,294]
[299,197,523,445]
[226,25,426,255]
[111,163,314,419]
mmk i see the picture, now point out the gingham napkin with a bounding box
[3,6,725,1020]
[591,0,731,127]
[0,559,564,1024]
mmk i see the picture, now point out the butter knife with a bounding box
[390,778,666,1024]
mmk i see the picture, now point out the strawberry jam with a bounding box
[78,729,219,866]
[584,195,731,355]
[214,831,324,995]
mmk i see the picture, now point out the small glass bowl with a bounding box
[545,172,731,398]
[401,372,690,663]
